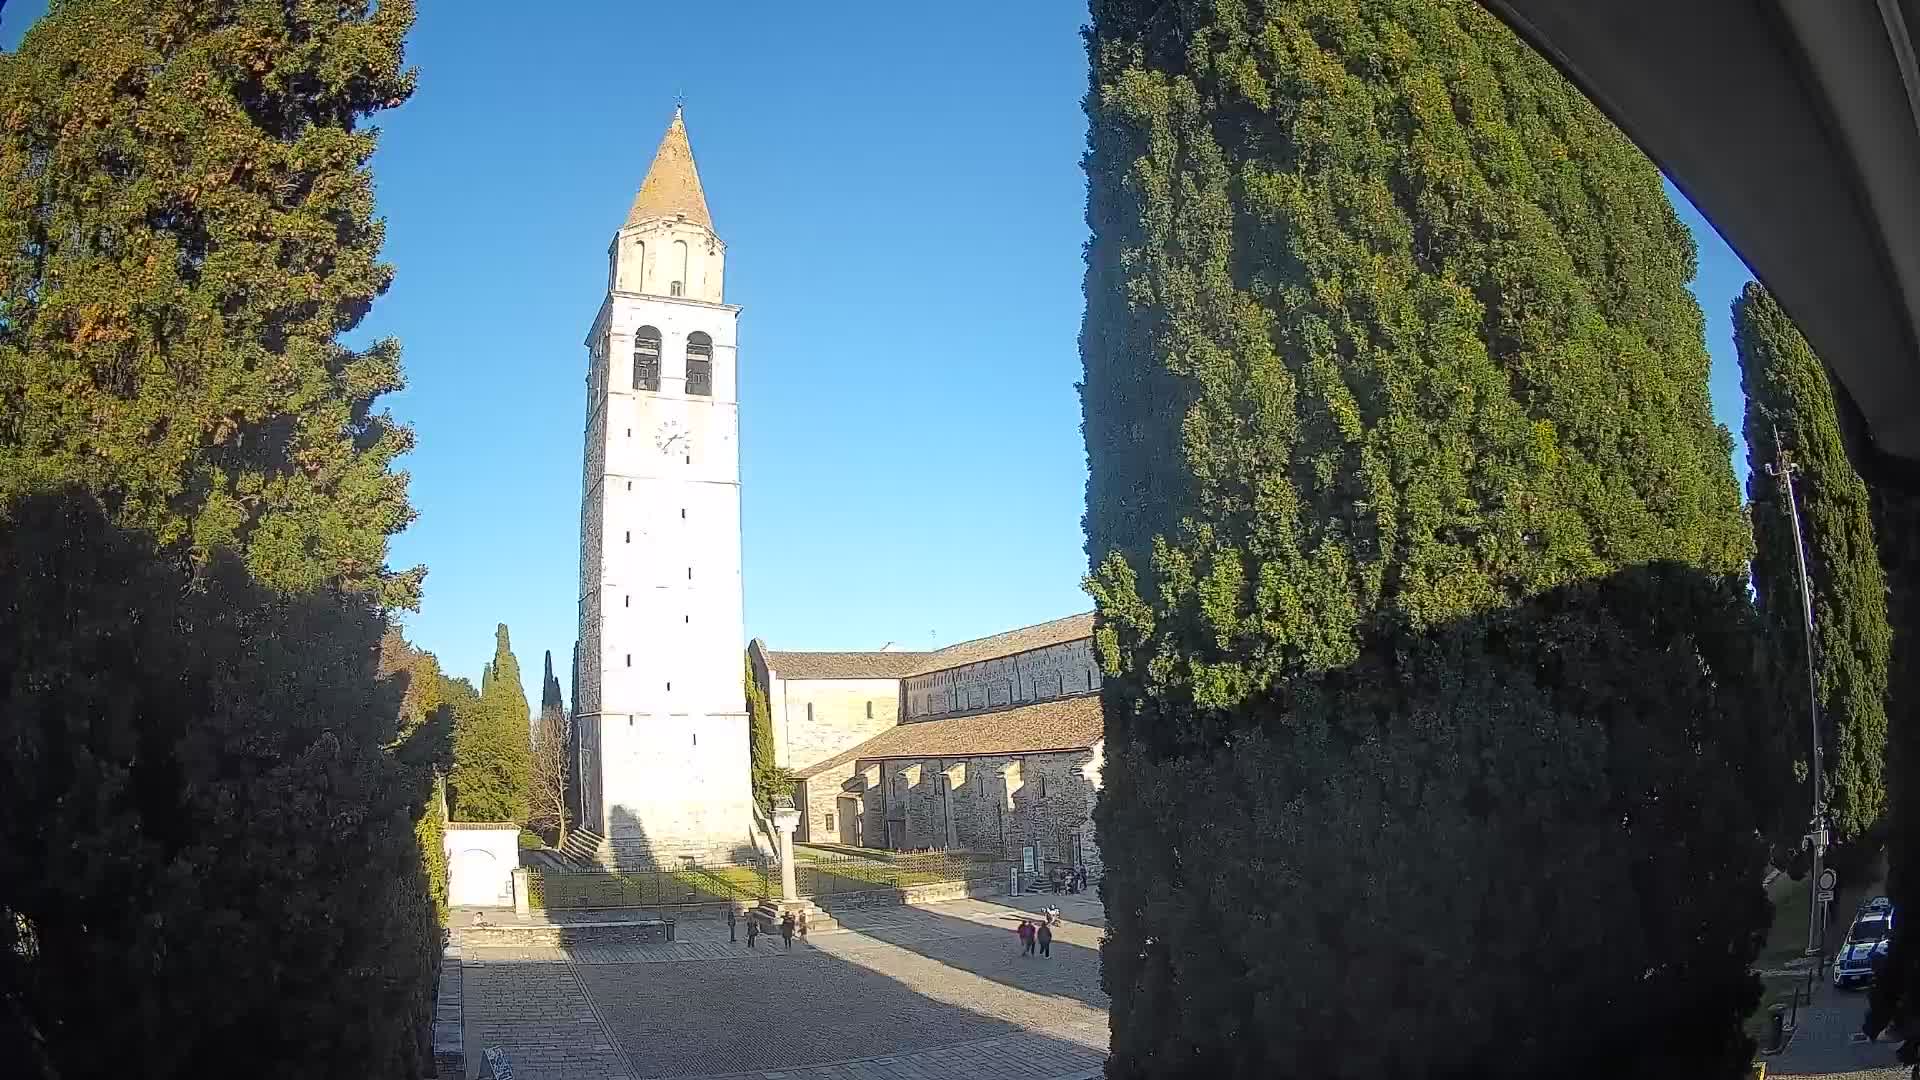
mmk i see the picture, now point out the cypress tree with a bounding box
[450,625,531,822]
[529,649,571,844]
[1081,2,1775,1075]
[744,652,789,812]
[0,491,441,1075]
[1735,282,1891,869]
[0,0,424,609]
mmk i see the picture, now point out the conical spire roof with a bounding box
[625,107,713,231]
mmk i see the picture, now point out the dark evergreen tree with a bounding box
[0,491,441,1076]
[1081,2,1777,1075]
[529,650,570,844]
[1736,282,1891,870]
[745,653,790,812]
[0,0,424,609]
[449,625,530,822]
[378,631,455,923]
[1867,484,1920,1054]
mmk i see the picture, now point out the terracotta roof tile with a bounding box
[762,612,1095,683]
[793,695,1104,778]
[909,612,1094,674]
[763,651,928,680]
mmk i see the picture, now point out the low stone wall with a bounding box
[433,944,461,1079]
[813,876,1005,911]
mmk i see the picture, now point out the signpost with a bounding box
[1816,868,1837,906]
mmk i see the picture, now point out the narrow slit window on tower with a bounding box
[685,332,713,396]
[633,326,661,391]
[625,531,631,543]
[866,701,874,720]
[624,595,629,607]
[670,280,684,297]
[625,654,631,667]
[680,508,686,519]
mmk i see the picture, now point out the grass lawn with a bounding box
[1757,873,1814,970]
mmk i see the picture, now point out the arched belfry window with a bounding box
[685,331,713,396]
[633,326,661,391]
[671,239,689,297]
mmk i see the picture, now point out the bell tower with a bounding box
[574,107,755,866]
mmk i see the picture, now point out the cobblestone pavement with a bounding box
[1769,967,1906,1078]
[462,960,634,1080]
[462,894,1108,1080]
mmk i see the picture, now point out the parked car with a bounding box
[1863,895,1895,916]
[1835,937,1891,989]
[1852,914,1895,944]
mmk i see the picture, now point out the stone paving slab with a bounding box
[461,895,1108,1080]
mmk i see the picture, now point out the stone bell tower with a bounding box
[572,107,755,866]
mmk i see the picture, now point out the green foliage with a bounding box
[1080,1,1774,1075]
[448,625,531,822]
[1736,282,1891,854]
[377,630,454,925]
[0,490,441,1076]
[745,652,791,812]
[0,0,424,610]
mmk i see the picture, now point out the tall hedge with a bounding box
[0,0,423,609]
[1736,282,1890,865]
[1081,2,1776,1075]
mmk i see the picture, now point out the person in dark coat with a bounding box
[1037,919,1053,958]
[1018,919,1036,957]
[747,916,759,948]
[781,911,796,950]
[727,905,738,943]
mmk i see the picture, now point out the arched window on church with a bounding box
[685,331,713,396]
[671,239,688,296]
[633,326,661,391]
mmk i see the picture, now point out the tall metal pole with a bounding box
[1768,436,1828,974]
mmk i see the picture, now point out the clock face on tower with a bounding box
[654,420,694,457]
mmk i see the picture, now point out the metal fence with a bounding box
[526,850,1009,911]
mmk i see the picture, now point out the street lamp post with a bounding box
[1767,435,1829,1026]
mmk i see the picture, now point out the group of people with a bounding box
[1049,866,1090,894]
[1015,916,1053,958]
[726,905,801,949]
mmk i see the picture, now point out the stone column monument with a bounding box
[750,796,836,935]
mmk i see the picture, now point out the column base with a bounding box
[749,898,837,936]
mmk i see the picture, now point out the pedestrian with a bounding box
[1018,919,1036,957]
[747,916,759,948]
[727,905,738,943]
[1037,919,1052,958]
[781,911,796,950]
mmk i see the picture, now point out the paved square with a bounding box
[462,894,1109,1080]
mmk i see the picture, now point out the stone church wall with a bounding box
[767,676,900,773]
[850,747,1103,878]
[903,638,1102,720]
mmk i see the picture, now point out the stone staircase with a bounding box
[558,828,608,868]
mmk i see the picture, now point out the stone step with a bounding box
[750,899,838,935]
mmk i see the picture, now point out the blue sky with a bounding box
[1,1,1758,711]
